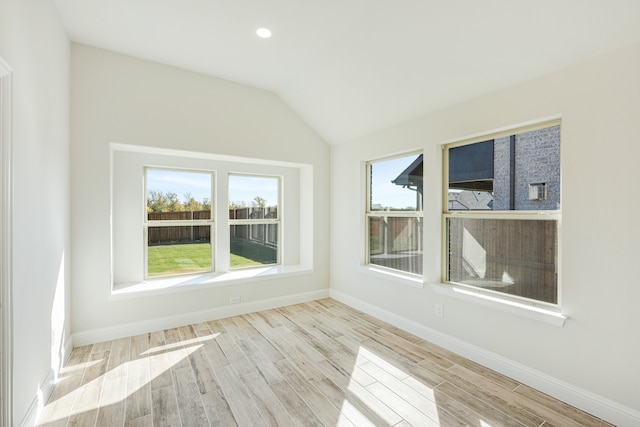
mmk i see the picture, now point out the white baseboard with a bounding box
[19,369,55,427]
[20,337,73,427]
[72,289,330,346]
[62,337,73,370]
[330,289,640,427]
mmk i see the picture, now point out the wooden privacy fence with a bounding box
[147,208,278,247]
[229,207,279,248]
[368,216,423,274]
[147,210,211,245]
[447,217,558,304]
[228,206,277,220]
[148,211,211,221]
[147,225,211,245]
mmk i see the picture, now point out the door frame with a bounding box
[0,55,14,427]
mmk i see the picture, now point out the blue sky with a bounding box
[370,154,421,210]
[229,175,278,207]
[146,169,212,202]
[146,159,418,210]
[146,169,278,207]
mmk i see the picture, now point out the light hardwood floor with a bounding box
[38,299,611,427]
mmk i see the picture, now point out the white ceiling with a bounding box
[52,0,640,144]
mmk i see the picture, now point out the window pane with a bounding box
[146,169,212,218]
[448,125,560,211]
[447,217,558,304]
[229,175,280,269]
[370,154,423,211]
[147,226,211,277]
[368,217,422,275]
[229,206,278,220]
[230,224,278,268]
[229,175,278,212]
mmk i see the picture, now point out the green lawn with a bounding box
[147,243,212,277]
[147,240,276,276]
[230,238,277,268]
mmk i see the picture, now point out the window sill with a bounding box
[360,265,424,289]
[111,265,313,300]
[431,283,567,327]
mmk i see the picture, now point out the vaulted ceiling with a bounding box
[52,0,640,144]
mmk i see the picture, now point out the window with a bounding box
[366,153,423,275]
[111,144,310,291]
[144,168,214,278]
[443,121,561,306]
[229,174,280,269]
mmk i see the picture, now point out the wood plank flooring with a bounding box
[37,299,612,427]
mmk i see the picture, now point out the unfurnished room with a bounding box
[1,1,640,426]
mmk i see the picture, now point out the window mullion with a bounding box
[228,219,280,225]
[147,219,213,227]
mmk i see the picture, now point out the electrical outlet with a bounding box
[435,304,444,318]
[229,296,241,304]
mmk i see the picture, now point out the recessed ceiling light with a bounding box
[256,28,272,39]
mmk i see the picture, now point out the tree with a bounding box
[147,190,172,212]
[229,201,247,209]
[166,192,180,212]
[183,192,201,212]
[147,190,187,212]
[252,196,266,208]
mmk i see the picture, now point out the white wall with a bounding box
[0,0,70,424]
[330,43,640,416]
[70,45,330,338]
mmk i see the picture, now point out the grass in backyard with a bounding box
[230,238,277,268]
[147,240,276,276]
[148,242,211,277]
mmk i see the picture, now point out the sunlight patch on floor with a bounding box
[338,400,377,427]
[142,332,219,356]
[40,343,202,423]
[340,345,441,426]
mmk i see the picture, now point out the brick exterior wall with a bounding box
[493,125,561,210]
[492,136,512,210]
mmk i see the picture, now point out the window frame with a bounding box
[228,173,282,269]
[110,143,312,295]
[441,119,562,310]
[143,166,216,279]
[365,151,424,279]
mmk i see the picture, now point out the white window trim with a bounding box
[430,282,567,327]
[360,264,424,288]
[228,173,282,269]
[110,143,313,296]
[364,152,424,284]
[111,264,313,299]
[440,118,565,323]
